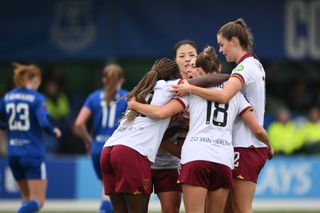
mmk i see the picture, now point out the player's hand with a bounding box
[268,147,275,160]
[171,80,191,96]
[128,97,137,110]
[54,127,62,138]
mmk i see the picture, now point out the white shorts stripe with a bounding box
[41,161,47,180]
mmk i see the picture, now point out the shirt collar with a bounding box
[237,53,253,64]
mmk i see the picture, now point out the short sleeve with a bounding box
[231,62,254,86]
[35,94,56,136]
[36,95,49,116]
[174,94,189,110]
[164,79,183,100]
[83,93,95,111]
[236,93,252,116]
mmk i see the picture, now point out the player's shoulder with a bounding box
[233,57,264,79]
[87,89,103,99]
[154,79,180,93]
[233,58,253,72]
[33,91,46,102]
[118,88,128,96]
[92,89,103,96]
[156,79,180,85]
[19,88,43,100]
[242,57,263,70]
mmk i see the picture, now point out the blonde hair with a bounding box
[125,58,179,121]
[13,63,41,87]
[103,64,124,105]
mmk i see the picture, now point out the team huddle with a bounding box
[0,18,274,213]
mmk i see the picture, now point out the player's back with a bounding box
[0,88,47,157]
[85,88,128,143]
[179,84,251,168]
[105,79,180,162]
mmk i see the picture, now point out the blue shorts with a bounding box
[9,156,47,180]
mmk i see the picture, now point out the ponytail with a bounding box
[103,64,124,105]
[218,18,254,53]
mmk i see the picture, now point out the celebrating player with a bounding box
[172,18,274,213]
[128,46,270,213]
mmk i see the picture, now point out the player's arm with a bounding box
[128,98,184,119]
[160,124,186,158]
[162,125,181,139]
[188,73,230,88]
[75,107,93,154]
[173,76,241,103]
[35,102,61,138]
[241,110,274,159]
[160,139,182,158]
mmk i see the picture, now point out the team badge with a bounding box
[50,0,96,52]
[233,64,244,71]
[143,179,150,190]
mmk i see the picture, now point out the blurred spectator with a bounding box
[313,87,320,107]
[43,67,71,154]
[300,106,320,154]
[287,80,311,113]
[45,79,70,123]
[268,107,304,155]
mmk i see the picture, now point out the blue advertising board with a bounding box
[256,156,320,199]
[1,156,320,200]
[0,0,319,60]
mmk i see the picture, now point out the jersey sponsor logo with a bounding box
[190,136,231,146]
[233,64,244,71]
[117,125,145,132]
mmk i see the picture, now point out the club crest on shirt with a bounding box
[143,179,150,190]
[233,64,244,71]
[41,103,48,111]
